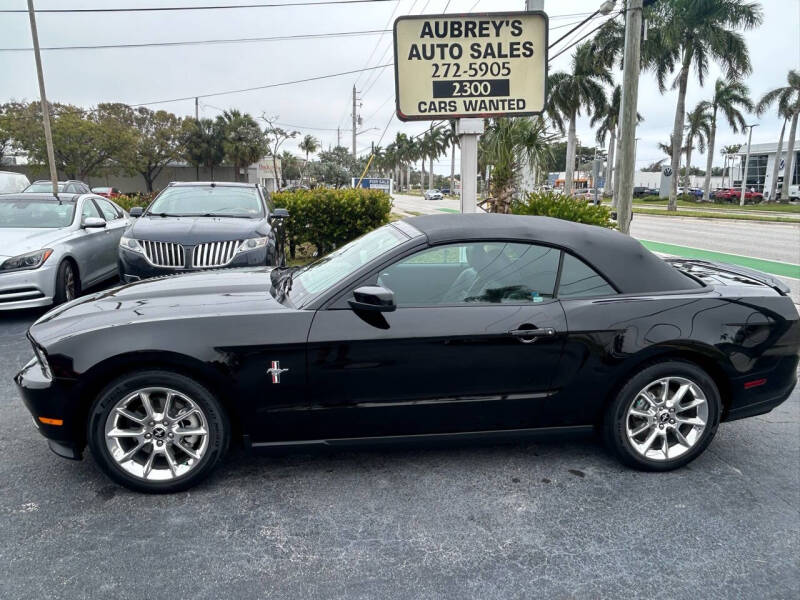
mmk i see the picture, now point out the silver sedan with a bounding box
[0,193,129,310]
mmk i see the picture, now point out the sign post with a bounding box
[393,11,548,213]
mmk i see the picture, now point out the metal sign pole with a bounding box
[457,118,483,213]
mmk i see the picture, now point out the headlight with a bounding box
[0,248,53,272]
[120,236,143,253]
[237,237,268,253]
[31,342,52,379]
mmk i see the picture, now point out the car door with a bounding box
[71,198,108,285]
[304,241,568,440]
[93,197,129,279]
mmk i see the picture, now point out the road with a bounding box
[392,194,800,301]
[0,306,798,599]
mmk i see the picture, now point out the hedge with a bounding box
[512,191,614,228]
[273,188,393,257]
[115,193,154,212]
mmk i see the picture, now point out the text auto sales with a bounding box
[407,19,535,114]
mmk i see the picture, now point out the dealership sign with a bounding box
[393,12,548,121]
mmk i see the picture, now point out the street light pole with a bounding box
[26,0,59,198]
[616,0,643,234]
[740,123,758,206]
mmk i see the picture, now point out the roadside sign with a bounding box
[352,177,393,194]
[393,12,548,121]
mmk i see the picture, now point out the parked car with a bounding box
[118,182,287,282]
[0,192,128,310]
[712,187,763,203]
[678,187,703,197]
[440,187,451,195]
[15,213,799,493]
[574,188,601,202]
[0,171,31,194]
[424,189,443,200]
[764,183,800,202]
[92,186,121,199]
[24,180,92,194]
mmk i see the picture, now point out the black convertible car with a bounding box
[16,214,799,493]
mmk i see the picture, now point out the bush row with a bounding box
[115,193,155,212]
[272,188,393,257]
[512,191,614,228]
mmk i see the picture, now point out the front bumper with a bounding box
[118,245,268,281]
[15,357,85,459]
[0,263,57,310]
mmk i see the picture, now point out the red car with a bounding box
[91,186,121,199]
[712,187,763,203]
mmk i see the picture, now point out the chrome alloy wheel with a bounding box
[625,376,708,461]
[64,265,76,301]
[104,387,209,481]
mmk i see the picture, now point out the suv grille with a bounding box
[141,240,186,268]
[193,240,241,268]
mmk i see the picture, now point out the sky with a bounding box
[1,0,799,175]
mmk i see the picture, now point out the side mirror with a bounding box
[129,206,143,218]
[270,207,289,221]
[349,286,396,312]
[82,216,107,228]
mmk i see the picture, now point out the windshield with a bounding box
[0,199,75,228]
[147,186,264,218]
[25,182,65,193]
[288,224,409,306]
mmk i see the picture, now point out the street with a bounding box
[1,301,798,599]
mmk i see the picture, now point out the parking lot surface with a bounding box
[1,307,798,600]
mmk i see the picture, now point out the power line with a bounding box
[132,63,392,106]
[548,12,620,62]
[0,0,397,14]
[0,28,391,53]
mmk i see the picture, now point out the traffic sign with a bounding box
[393,12,548,121]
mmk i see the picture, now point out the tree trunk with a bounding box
[611,125,622,209]
[684,146,692,195]
[406,163,410,192]
[564,112,577,196]
[780,111,798,201]
[768,118,786,202]
[420,160,425,190]
[669,51,692,211]
[605,127,616,197]
[272,155,281,191]
[429,153,434,190]
[142,172,154,193]
[703,110,717,202]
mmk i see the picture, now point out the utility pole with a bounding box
[616,0,643,234]
[27,0,59,198]
[195,97,200,180]
[351,85,359,157]
[740,123,758,206]
[337,127,341,148]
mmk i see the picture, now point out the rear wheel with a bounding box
[87,370,230,493]
[604,361,721,471]
[54,260,79,304]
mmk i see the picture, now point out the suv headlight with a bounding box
[237,237,268,253]
[120,236,143,253]
[0,248,53,272]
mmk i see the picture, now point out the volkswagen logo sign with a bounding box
[663,167,673,177]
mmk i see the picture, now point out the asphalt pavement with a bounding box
[1,305,798,599]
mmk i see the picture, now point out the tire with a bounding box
[87,370,230,493]
[603,360,721,471]
[53,260,80,304]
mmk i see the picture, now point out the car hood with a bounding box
[129,215,267,243]
[0,227,72,259]
[29,267,286,345]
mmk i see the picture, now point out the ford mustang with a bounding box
[15,214,799,493]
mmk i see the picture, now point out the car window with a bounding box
[94,197,121,220]
[0,199,76,228]
[81,199,102,220]
[377,242,560,306]
[557,253,616,298]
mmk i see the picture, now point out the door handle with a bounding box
[509,327,557,343]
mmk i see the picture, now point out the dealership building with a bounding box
[735,142,800,198]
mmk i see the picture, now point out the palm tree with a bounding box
[683,102,713,188]
[591,86,621,199]
[422,126,446,190]
[480,117,551,213]
[546,42,611,196]
[644,0,763,210]
[393,132,412,191]
[298,134,319,184]
[701,79,752,201]
[756,70,800,201]
[719,143,742,187]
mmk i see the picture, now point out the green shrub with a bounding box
[273,188,392,257]
[115,193,154,212]
[512,191,614,228]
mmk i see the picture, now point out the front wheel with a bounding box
[87,370,230,493]
[604,361,721,471]
[54,260,80,304]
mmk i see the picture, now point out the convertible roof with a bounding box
[403,213,699,294]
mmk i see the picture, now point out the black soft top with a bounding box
[404,213,700,294]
